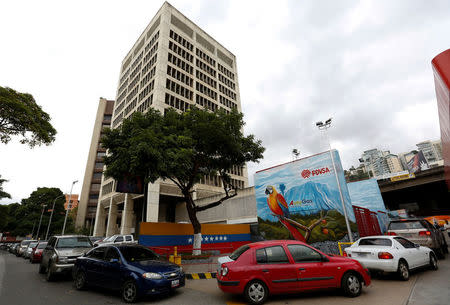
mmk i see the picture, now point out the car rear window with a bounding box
[229,245,250,261]
[29,242,39,248]
[389,221,424,230]
[359,238,392,246]
[56,237,92,248]
[21,240,31,246]
[37,242,48,249]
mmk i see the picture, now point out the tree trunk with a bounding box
[184,192,202,255]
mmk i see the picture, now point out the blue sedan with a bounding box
[73,244,185,302]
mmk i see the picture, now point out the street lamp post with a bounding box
[62,180,78,235]
[45,194,65,240]
[35,204,47,240]
[316,118,353,242]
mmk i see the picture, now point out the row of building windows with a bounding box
[168,52,193,75]
[92,172,103,180]
[116,89,127,108]
[142,54,157,76]
[143,42,158,64]
[139,79,155,102]
[124,98,137,116]
[196,58,216,77]
[130,61,142,81]
[165,93,191,112]
[137,94,153,113]
[131,52,143,71]
[126,84,139,102]
[218,73,235,90]
[218,63,234,80]
[219,95,237,109]
[169,40,193,63]
[219,84,236,100]
[196,70,216,88]
[230,178,244,189]
[102,181,114,195]
[196,94,218,112]
[196,82,217,100]
[119,68,130,88]
[144,31,159,53]
[167,65,193,87]
[169,29,193,51]
[112,112,123,128]
[166,78,193,100]
[90,183,100,192]
[196,48,215,67]
[118,79,128,97]
[228,165,244,176]
[198,175,243,189]
[128,72,141,92]
[140,66,156,88]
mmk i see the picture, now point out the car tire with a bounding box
[341,272,362,297]
[397,260,409,281]
[429,253,438,270]
[122,280,139,303]
[244,280,269,305]
[74,271,87,290]
[39,263,46,274]
[46,261,54,282]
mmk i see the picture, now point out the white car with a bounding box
[344,235,438,280]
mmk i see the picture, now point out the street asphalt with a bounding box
[0,250,448,305]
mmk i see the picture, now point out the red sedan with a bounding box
[217,240,371,304]
[30,241,47,264]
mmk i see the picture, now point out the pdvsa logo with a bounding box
[301,169,311,178]
[302,167,330,178]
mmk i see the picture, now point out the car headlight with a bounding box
[142,272,163,279]
[178,266,183,273]
[57,256,68,263]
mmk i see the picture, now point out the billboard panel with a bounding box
[254,150,357,244]
[406,151,429,173]
[347,179,388,232]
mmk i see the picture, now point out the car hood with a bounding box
[127,260,180,273]
[55,247,92,257]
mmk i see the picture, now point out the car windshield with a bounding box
[389,221,424,230]
[229,245,250,260]
[37,242,48,249]
[119,246,159,262]
[56,237,92,248]
[359,238,392,246]
[102,236,114,242]
[29,242,39,248]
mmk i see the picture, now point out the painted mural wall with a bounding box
[254,150,357,244]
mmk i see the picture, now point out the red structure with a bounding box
[432,49,450,189]
[352,206,382,237]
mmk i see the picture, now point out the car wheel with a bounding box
[341,272,362,297]
[74,271,87,290]
[429,253,438,270]
[244,280,268,305]
[397,260,409,281]
[39,263,46,274]
[122,280,138,303]
[46,261,54,282]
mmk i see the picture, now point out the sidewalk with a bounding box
[407,256,450,305]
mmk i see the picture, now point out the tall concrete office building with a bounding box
[76,98,114,230]
[93,2,248,236]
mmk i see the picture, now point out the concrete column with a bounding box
[93,200,107,237]
[146,182,160,222]
[106,197,118,237]
[120,193,134,235]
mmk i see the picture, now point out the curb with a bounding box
[185,272,217,280]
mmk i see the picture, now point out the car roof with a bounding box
[390,218,423,222]
[246,240,309,248]
[359,235,394,239]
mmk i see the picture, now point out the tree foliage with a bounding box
[102,107,265,251]
[0,86,57,147]
[0,175,11,200]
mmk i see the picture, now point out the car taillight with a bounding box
[221,264,228,276]
[419,231,431,236]
[343,251,347,257]
[386,232,397,236]
[378,252,393,259]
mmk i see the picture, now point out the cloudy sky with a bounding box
[1,0,448,204]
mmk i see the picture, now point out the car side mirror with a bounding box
[110,258,119,263]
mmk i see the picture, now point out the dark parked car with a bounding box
[30,241,48,263]
[73,244,185,303]
[39,235,93,281]
[217,240,371,304]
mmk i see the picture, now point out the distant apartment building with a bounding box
[75,98,115,229]
[416,140,443,166]
[385,154,403,173]
[93,2,248,237]
[64,194,79,211]
[359,149,404,177]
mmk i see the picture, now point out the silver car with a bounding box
[24,241,39,259]
[17,240,37,257]
[39,235,93,281]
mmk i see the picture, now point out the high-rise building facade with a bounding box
[76,98,114,230]
[93,2,248,236]
[359,149,404,177]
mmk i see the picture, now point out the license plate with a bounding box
[171,280,179,287]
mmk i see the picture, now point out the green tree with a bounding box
[0,86,57,147]
[0,175,11,199]
[102,107,264,254]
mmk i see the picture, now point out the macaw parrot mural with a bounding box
[265,185,328,243]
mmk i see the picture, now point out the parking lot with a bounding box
[1,250,449,305]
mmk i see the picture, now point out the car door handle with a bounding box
[262,269,269,273]
[299,268,306,271]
